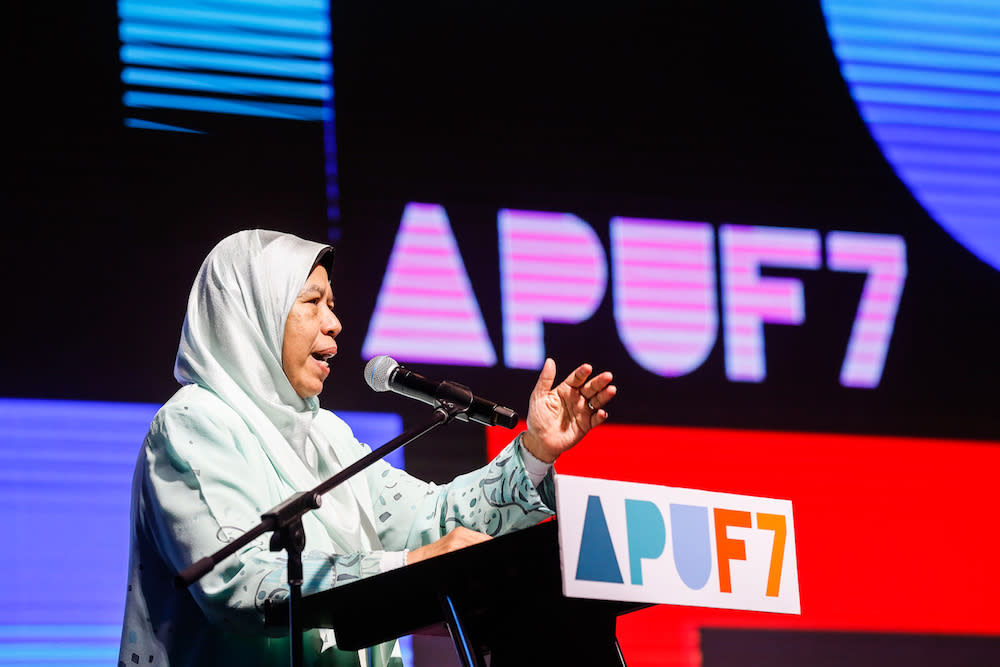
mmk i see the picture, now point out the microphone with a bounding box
[364,355,518,428]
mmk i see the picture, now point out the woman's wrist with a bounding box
[518,433,554,486]
[520,430,556,464]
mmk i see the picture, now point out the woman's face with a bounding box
[282,264,342,398]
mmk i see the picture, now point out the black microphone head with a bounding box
[364,355,399,392]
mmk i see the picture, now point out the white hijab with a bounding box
[174,229,380,556]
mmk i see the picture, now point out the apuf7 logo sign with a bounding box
[554,475,800,614]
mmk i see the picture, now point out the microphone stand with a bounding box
[175,394,479,667]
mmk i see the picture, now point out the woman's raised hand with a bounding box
[521,358,616,464]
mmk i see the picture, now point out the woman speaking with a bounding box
[119,230,616,666]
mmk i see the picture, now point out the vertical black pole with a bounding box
[272,520,307,667]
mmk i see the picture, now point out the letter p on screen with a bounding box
[498,209,607,369]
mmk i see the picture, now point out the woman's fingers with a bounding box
[582,371,614,400]
[586,382,617,412]
[562,363,594,390]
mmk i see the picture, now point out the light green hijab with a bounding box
[172,230,386,660]
[174,229,333,466]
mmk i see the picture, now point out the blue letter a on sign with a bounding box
[575,495,624,583]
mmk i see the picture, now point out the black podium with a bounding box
[264,520,646,666]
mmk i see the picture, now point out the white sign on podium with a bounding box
[554,474,800,615]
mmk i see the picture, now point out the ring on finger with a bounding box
[587,399,597,411]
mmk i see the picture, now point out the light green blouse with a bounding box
[119,385,555,667]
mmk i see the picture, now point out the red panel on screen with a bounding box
[488,423,998,665]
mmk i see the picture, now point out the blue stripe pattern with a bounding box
[118,0,332,129]
[0,398,403,665]
[821,0,1000,271]
[124,117,207,133]
[124,90,331,121]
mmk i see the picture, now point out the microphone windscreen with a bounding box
[364,355,398,392]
